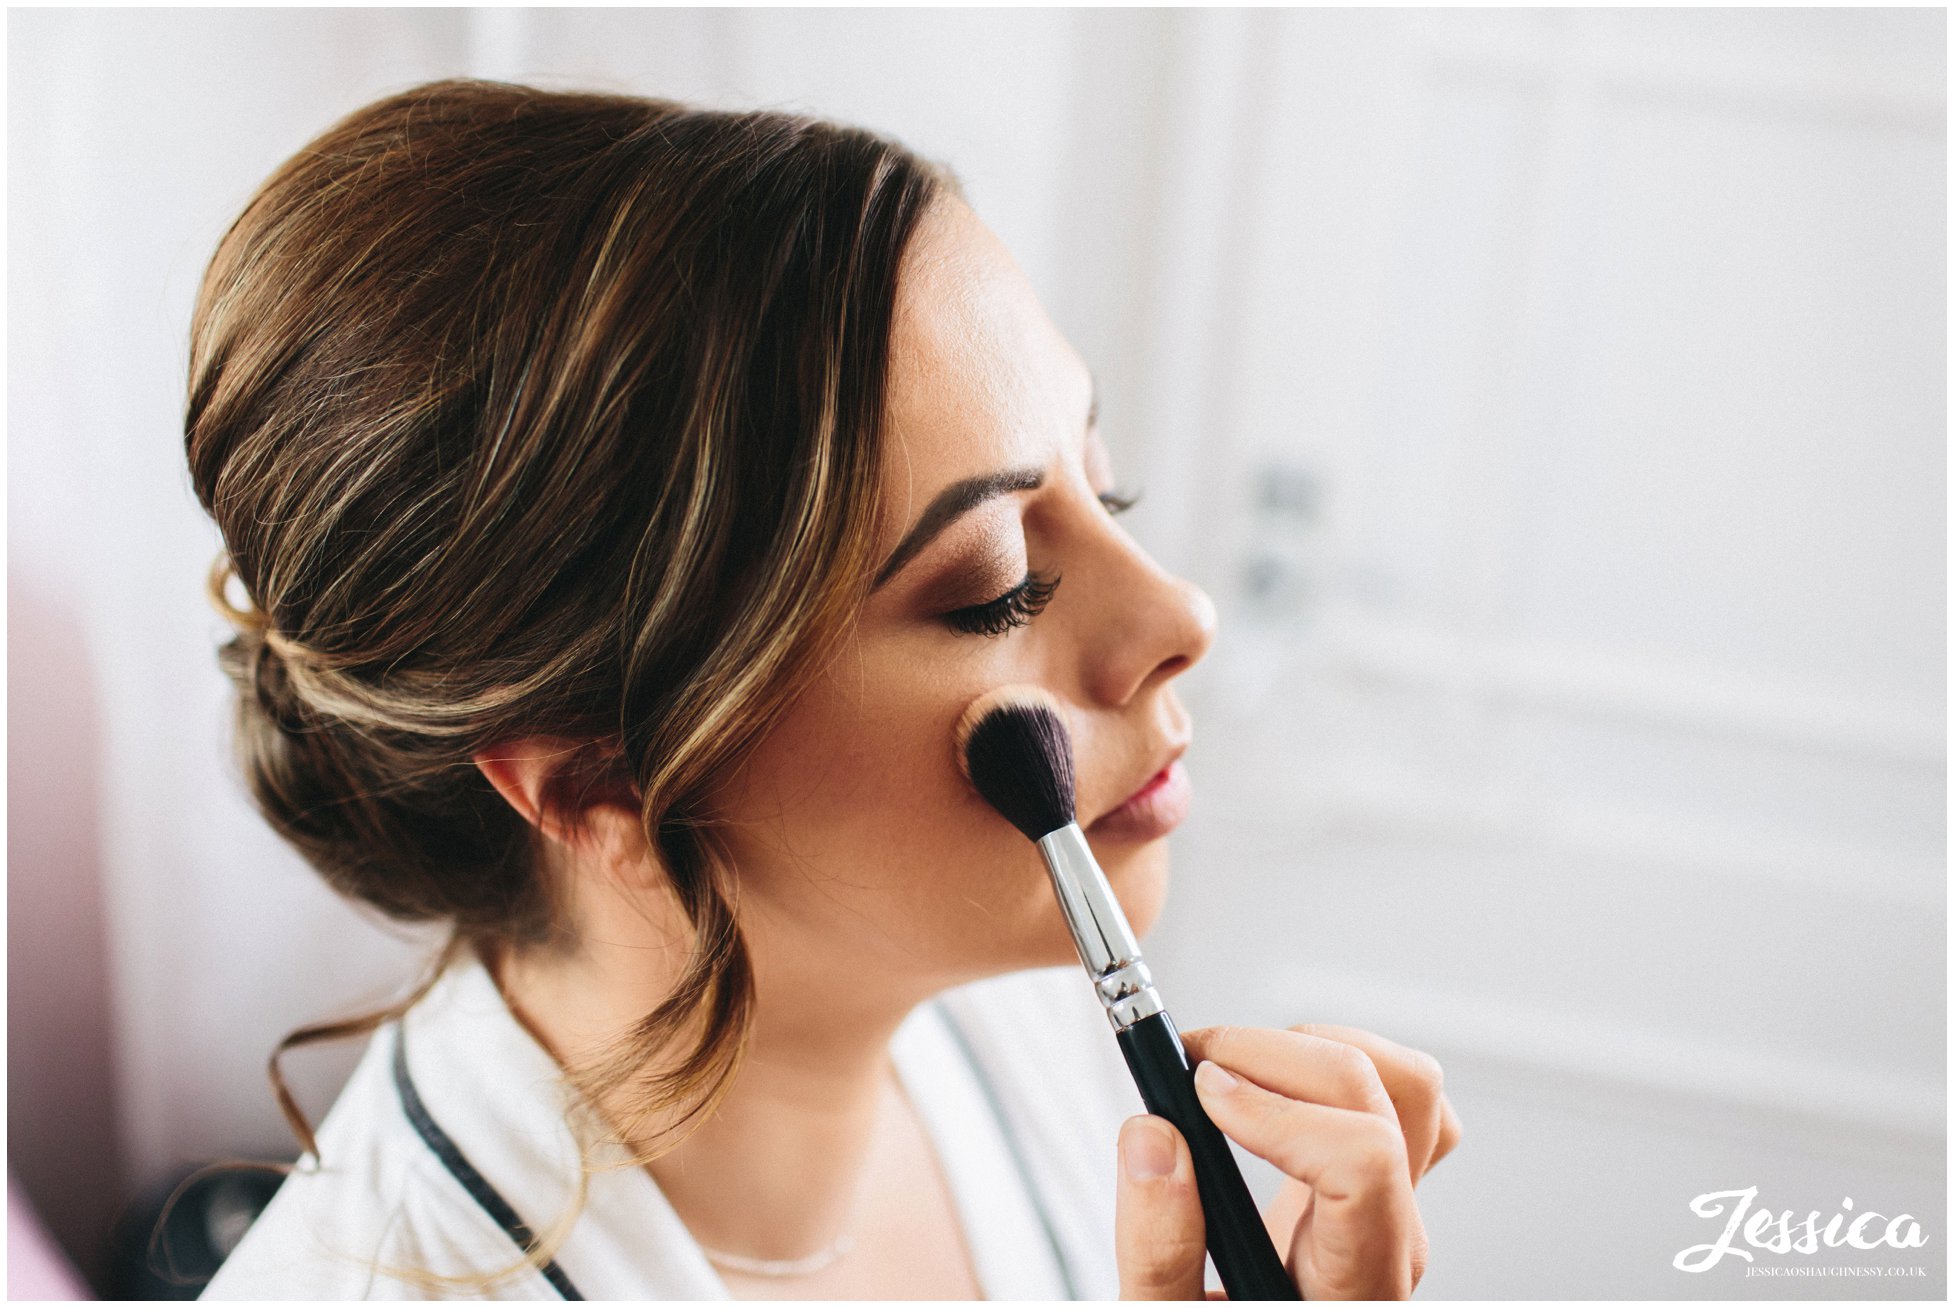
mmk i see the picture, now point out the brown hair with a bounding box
[184,78,955,1290]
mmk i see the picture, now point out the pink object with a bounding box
[9,1176,90,1300]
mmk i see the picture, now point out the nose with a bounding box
[1075,530,1217,708]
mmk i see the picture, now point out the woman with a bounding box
[192,80,1460,1300]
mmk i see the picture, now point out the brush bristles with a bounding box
[955,684,1077,842]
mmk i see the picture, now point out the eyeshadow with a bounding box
[919,528,1025,609]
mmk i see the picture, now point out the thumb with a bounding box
[1116,1115,1209,1300]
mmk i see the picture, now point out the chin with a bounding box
[997,834,1173,973]
[1102,838,1172,939]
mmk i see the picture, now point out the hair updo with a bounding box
[185,79,956,1182]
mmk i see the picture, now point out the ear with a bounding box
[473,737,646,866]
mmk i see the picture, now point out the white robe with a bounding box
[202,946,1141,1300]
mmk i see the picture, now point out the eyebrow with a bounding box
[871,373,1100,592]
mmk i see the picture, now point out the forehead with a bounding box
[878,196,1086,531]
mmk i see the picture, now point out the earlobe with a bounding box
[582,800,659,888]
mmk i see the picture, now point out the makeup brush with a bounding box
[956,686,1297,1301]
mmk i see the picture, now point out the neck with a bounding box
[489,888,936,1264]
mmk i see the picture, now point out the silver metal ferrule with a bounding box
[1034,822,1165,1031]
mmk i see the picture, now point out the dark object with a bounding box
[1120,1010,1298,1300]
[955,686,1076,839]
[105,1163,285,1298]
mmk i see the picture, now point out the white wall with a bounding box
[9,8,1944,1297]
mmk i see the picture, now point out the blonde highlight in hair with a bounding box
[184,78,958,1292]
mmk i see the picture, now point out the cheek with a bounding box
[712,639,1177,976]
[710,645,1064,959]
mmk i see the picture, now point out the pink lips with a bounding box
[1086,758,1191,842]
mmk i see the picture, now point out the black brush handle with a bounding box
[1118,1010,1299,1300]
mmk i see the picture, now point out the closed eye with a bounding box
[943,570,1061,637]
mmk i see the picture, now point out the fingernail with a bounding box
[1195,1060,1239,1095]
[1121,1116,1176,1180]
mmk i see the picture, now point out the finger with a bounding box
[1287,1023,1449,1181]
[1179,1025,1396,1121]
[1261,1177,1312,1250]
[1430,1094,1464,1170]
[1193,1064,1417,1299]
[1114,1115,1208,1301]
[1192,1061,1409,1204]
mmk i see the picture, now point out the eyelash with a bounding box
[945,570,1061,637]
[939,489,1139,638]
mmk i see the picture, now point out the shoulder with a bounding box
[935,965,1142,1136]
[201,1025,553,1301]
[929,966,1142,1301]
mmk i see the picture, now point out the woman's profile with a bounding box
[189,79,1459,1300]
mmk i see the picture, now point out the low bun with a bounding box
[204,555,548,938]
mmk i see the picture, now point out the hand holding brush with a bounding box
[956,686,1459,1300]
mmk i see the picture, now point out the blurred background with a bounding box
[9,6,1945,1299]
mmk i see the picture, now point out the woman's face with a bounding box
[712,195,1216,998]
